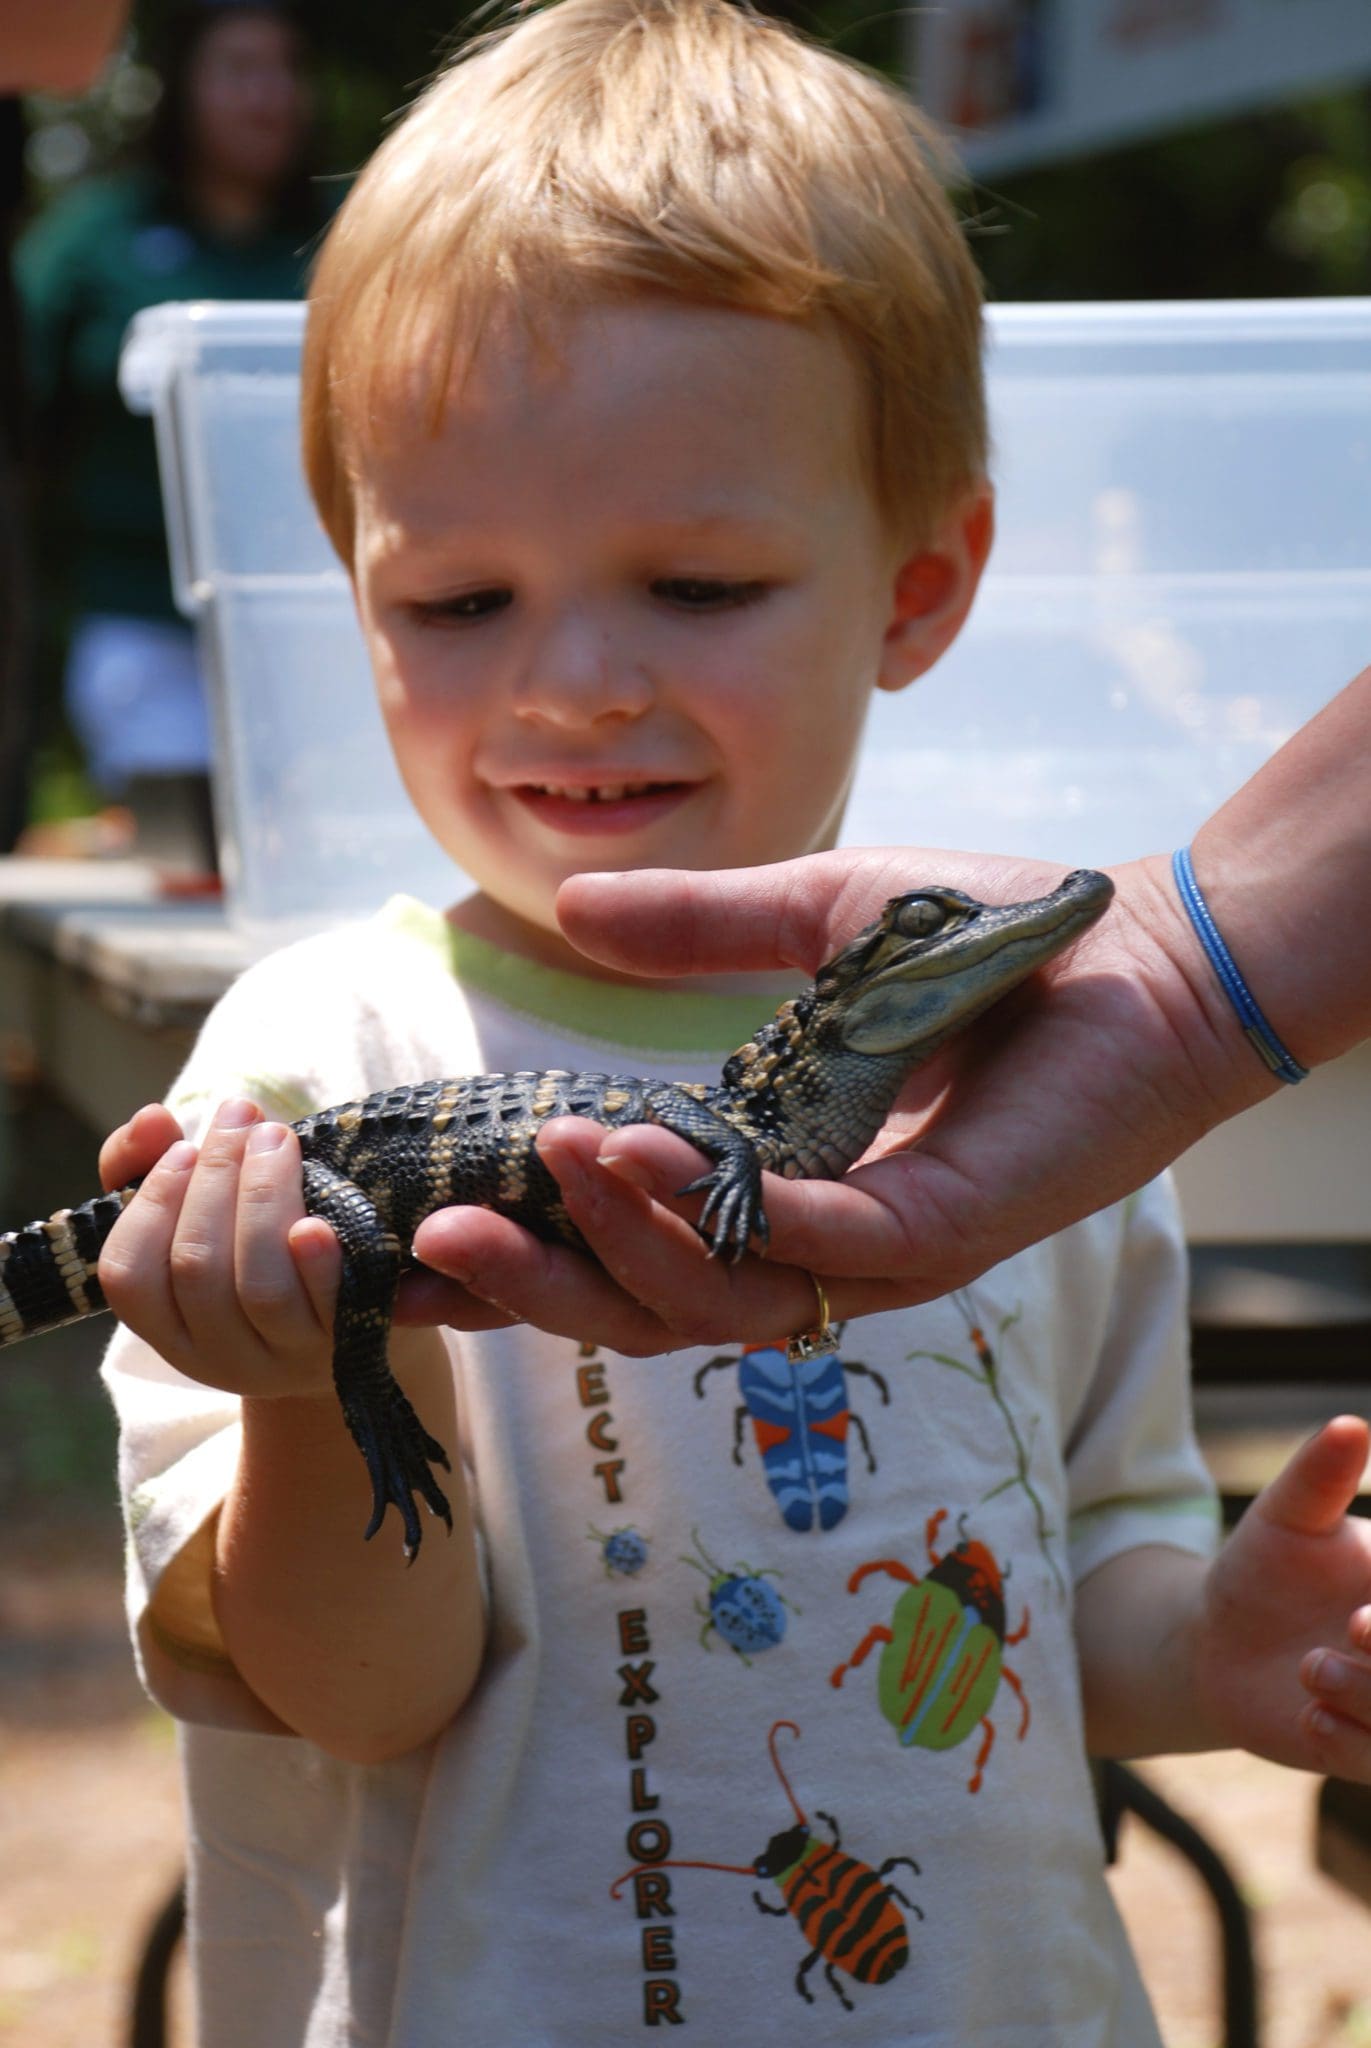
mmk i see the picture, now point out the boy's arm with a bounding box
[1075,1418,1371,1780]
[216,1329,484,1765]
[100,1100,485,1763]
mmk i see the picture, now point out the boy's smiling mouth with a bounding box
[507,777,698,834]
[525,780,684,803]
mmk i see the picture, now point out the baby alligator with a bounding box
[0,872,1112,1553]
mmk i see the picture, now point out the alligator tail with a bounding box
[0,1191,133,1345]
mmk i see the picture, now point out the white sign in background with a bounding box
[908,0,1371,177]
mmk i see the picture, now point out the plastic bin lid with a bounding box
[119,300,308,415]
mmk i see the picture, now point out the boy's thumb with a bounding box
[1257,1414,1371,1537]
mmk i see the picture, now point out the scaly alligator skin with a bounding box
[0,872,1112,1553]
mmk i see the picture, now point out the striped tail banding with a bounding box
[0,1190,133,1344]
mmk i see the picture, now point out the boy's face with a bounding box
[351,301,984,973]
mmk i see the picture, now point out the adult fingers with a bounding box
[392,1260,522,1334]
[411,1181,948,1353]
[587,1119,988,1298]
[555,847,1068,979]
[534,1119,826,1349]
[411,1200,715,1355]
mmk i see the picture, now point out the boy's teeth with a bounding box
[536,782,653,802]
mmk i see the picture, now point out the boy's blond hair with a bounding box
[303,0,986,561]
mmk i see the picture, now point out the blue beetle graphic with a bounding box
[681,1528,794,1663]
[589,1524,651,1576]
[693,1336,889,1532]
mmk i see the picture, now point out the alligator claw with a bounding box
[677,1168,769,1263]
[344,1386,452,1559]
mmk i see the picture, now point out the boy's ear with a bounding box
[877,485,995,694]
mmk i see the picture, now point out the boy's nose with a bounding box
[513,608,654,728]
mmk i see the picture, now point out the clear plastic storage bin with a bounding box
[120,297,1371,938]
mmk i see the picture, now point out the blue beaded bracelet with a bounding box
[1171,846,1308,1084]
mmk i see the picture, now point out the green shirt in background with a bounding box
[17,169,323,622]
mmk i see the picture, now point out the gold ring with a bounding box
[785,1272,839,1364]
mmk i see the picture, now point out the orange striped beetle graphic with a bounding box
[611,1719,920,2010]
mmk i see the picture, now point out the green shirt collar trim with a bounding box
[376,895,785,1057]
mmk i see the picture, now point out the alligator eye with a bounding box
[893,897,946,939]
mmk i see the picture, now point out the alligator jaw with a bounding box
[832,869,1114,1059]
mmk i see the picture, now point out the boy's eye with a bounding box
[409,588,513,626]
[652,578,768,611]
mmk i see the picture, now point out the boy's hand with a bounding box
[1189,1416,1371,1779]
[98,1099,343,1399]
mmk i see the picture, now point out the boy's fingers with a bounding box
[1258,1416,1371,1538]
[1302,1647,1371,1735]
[99,1102,186,1192]
[287,1215,343,1330]
[1298,1696,1371,1780]
[164,1100,263,1342]
[233,1123,326,1346]
[97,1138,198,1356]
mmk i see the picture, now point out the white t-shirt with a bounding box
[103,897,1219,2047]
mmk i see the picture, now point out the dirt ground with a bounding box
[3,1086,1371,2047]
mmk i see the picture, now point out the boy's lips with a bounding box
[503,778,699,836]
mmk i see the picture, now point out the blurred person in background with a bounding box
[2,1,131,851]
[14,0,322,869]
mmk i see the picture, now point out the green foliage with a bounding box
[964,88,1371,303]
[21,5,1371,298]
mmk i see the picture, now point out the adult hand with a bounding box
[413,670,1370,1353]
[406,843,1268,1355]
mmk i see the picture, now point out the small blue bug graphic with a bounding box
[694,1336,890,1532]
[681,1528,794,1663]
[589,1524,650,1577]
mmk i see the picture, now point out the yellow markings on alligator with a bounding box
[674,1083,711,1101]
[498,1145,530,1208]
[430,1081,467,1135]
[426,1142,460,1207]
[334,1106,364,1135]
[599,1088,631,1116]
[0,1239,25,1344]
[42,1210,95,1316]
[530,1075,565,1121]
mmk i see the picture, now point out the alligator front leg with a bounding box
[640,1085,768,1261]
[301,1160,452,1556]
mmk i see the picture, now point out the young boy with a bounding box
[97,1,1371,2041]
